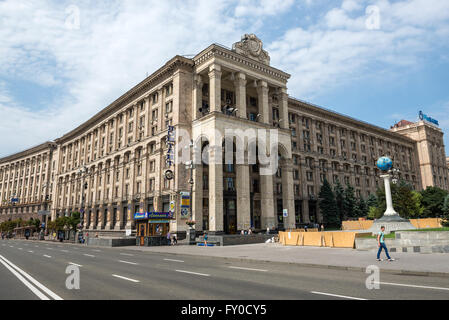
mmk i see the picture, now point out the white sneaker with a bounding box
[388,258,395,261]
[377,258,383,261]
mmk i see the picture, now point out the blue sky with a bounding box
[1,0,449,157]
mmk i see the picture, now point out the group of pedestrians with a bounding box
[166,232,178,246]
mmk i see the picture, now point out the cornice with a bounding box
[56,56,194,144]
[194,44,290,83]
[0,141,56,165]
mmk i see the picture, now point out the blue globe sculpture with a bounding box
[376,156,393,171]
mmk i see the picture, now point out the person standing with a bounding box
[166,231,171,246]
[204,232,208,246]
[377,226,394,261]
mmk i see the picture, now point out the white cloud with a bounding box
[268,0,449,99]
[234,0,295,17]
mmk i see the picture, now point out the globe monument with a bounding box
[368,156,416,234]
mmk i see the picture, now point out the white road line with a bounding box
[68,262,83,267]
[83,254,95,257]
[175,270,210,277]
[120,253,134,256]
[92,250,101,252]
[0,254,63,300]
[61,250,69,253]
[377,282,449,291]
[9,246,14,248]
[119,260,139,265]
[35,246,39,248]
[164,258,184,263]
[43,255,52,258]
[28,251,34,253]
[228,266,267,272]
[0,257,49,300]
[112,274,140,283]
[311,291,367,300]
[18,248,23,250]
[47,248,53,250]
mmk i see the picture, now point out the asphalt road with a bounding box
[1,239,449,300]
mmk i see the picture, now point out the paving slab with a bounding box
[117,242,449,277]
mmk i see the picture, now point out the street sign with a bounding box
[283,209,288,218]
[169,201,175,213]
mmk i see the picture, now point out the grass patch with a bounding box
[399,227,449,232]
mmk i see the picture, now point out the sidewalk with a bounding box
[120,243,449,277]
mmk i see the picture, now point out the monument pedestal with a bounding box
[368,173,416,234]
[368,214,416,235]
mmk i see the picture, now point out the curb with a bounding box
[117,247,449,279]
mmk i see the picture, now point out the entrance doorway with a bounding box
[224,198,237,234]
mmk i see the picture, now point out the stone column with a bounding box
[234,72,247,119]
[208,64,222,113]
[302,200,310,223]
[193,75,203,120]
[279,87,289,129]
[281,159,296,229]
[144,96,151,137]
[382,174,398,216]
[208,146,223,233]
[260,168,275,230]
[105,203,112,230]
[257,80,269,124]
[236,163,251,231]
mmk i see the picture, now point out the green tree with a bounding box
[367,206,383,220]
[319,179,340,227]
[342,184,357,218]
[420,186,449,218]
[334,180,345,222]
[442,195,449,226]
[374,180,424,219]
[366,193,378,209]
[355,197,368,218]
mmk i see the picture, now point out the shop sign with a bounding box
[134,212,149,220]
[180,192,190,219]
[166,126,176,166]
[148,220,170,224]
[419,111,439,126]
[148,212,173,219]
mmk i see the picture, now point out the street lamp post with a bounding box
[185,140,196,245]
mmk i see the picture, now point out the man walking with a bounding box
[377,226,394,261]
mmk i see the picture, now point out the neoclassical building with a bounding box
[0,34,448,235]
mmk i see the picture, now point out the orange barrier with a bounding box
[322,232,333,247]
[342,220,373,230]
[303,232,323,246]
[331,232,356,248]
[279,231,360,248]
[409,218,442,229]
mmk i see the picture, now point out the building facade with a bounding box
[0,34,447,235]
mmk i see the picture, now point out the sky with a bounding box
[1,0,449,158]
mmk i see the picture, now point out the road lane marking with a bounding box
[43,255,52,258]
[9,246,14,248]
[119,260,139,265]
[311,291,367,300]
[164,258,184,263]
[228,266,267,272]
[0,254,63,300]
[92,250,101,252]
[0,257,49,300]
[68,262,83,267]
[120,253,134,256]
[376,282,449,291]
[112,274,140,283]
[83,254,95,257]
[18,248,23,250]
[28,251,34,253]
[61,250,69,253]
[175,270,210,277]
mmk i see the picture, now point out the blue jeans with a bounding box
[377,242,391,259]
